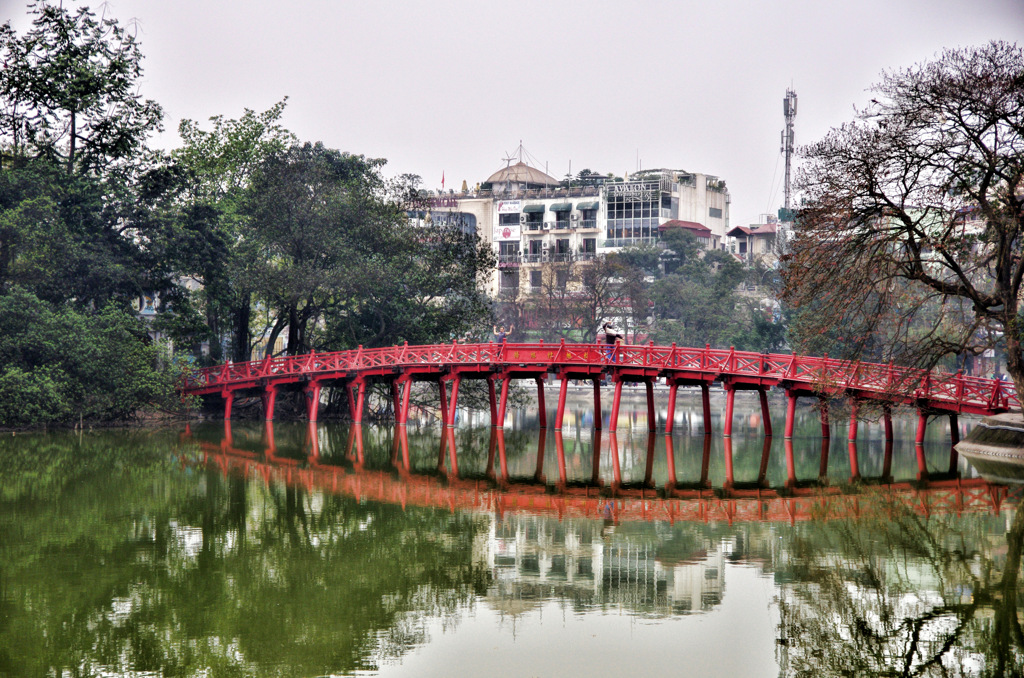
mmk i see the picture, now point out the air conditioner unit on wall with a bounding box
[543,222,552,230]
[520,214,527,224]
[570,213,580,221]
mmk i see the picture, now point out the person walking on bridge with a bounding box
[602,323,622,362]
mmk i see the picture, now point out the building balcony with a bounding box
[498,253,522,267]
[578,219,599,231]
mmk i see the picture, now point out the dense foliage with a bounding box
[0,2,494,426]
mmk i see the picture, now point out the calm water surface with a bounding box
[1,392,1022,677]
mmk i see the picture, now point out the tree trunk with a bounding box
[232,296,251,363]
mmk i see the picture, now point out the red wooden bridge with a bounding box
[182,341,1017,443]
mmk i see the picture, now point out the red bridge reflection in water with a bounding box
[188,422,1016,526]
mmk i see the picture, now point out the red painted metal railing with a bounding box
[182,341,1017,415]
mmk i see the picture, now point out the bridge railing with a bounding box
[183,341,1018,411]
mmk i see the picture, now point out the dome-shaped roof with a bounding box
[485,162,560,187]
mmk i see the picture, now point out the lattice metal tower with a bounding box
[781,89,797,216]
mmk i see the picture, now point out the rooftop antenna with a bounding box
[781,88,797,217]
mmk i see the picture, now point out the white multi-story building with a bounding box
[418,160,731,297]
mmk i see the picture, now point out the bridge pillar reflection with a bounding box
[222,390,235,420]
[644,434,657,487]
[591,429,603,486]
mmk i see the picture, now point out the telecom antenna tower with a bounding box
[781,88,797,219]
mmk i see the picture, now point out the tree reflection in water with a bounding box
[775,495,1024,677]
[0,420,1021,677]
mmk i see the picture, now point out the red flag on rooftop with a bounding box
[441,171,445,189]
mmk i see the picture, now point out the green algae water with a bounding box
[1,394,1021,677]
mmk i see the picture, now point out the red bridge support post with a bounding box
[882,438,893,481]
[536,377,548,429]
[784,438,796,488]
[351,379,367,424]
[646,380,657,432]
[664,435,677,488]
[665,381,679,434]
[497,375,511,429]
[398,376,413,426]
[643,434,656,488]
[948,413,960,474]
[702,383,712,434]
[723,386,736,437]
[915,410,928,445]
[818,438,830,480]
[223,390,234,421]
[758,388,773,437]
[723,437,735,490]
[700,434,712,487]
[915,410,929,480]
[534,428,547,483]
[593,378,603,430]
[496,429,509,483]
[819,396,831,439]
[554,374,569,431]
[848,440,861,482]
[445,375,461,427]
[609,378,624,431]
[883,405,893,442]
[554,430,567,487]
[847,399,859,442]
[590,430,603,486]
[609,431,622,489]
[784,391,797,439]
[486,375,498,427]
[262,384,278,422]
[304,381,321,422]
[757,436,772,486]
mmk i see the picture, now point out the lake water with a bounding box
[1,391,1021,677]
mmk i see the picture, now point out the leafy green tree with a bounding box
[0,288,183,427]
[170,101,297,362]
[0,1,162,175]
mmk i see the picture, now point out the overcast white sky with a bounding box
[3,0,1023,225]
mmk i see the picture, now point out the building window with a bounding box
[498,241,520,265]
[500,270,519,290]
[530,270,543,289]
[709,207,723,218]
[605,180,664,246]
[499,213,519,226]
[554,238,571,262]
[581,238,596,258]
[556,270,569,288]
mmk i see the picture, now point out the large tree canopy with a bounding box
[782,42,1024,392]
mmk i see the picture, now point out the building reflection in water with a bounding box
[485,514,726,617]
